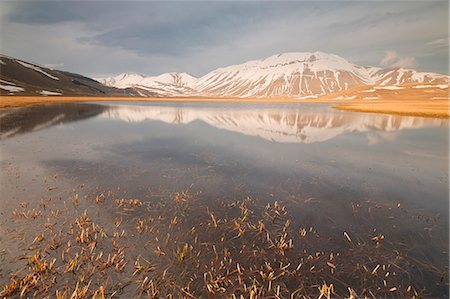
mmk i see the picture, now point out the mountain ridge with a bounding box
[97,51,448,98]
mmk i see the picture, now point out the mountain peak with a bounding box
[263,51,348,63]
[267,51,335,59]
[210,51,359,78]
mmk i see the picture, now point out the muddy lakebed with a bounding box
[0,101,448,298]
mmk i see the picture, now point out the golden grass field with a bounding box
[333,99,449,118]
[326,82,449,118]
[0,95,343,109]
[1,81,449,118]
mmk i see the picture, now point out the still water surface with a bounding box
[0,102,448,297]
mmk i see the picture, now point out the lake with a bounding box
[0,101,448,298]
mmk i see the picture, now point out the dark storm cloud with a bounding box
[5,1,90,24]
[77,8,245,56]
[6,2,272,56]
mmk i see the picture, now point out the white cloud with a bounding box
[380,50,417,69]
[427,38,448,48]
[391,56,417,68]
[380,50,398,66]
[366,131,398,145]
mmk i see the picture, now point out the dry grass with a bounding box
[325,82,449,118]
[333,99,449,118]
[0,95,345,109]
[1,185,447,298]
[2,84,449,119]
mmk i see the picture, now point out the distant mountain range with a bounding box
[1,52,448,98]
[97,72,197,97]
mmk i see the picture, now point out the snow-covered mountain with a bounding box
[196,52,373,98]
[97,51,448,98]
[96,72,197,97]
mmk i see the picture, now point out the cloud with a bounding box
[427,38,449,48]
[4,2,90,24]
[6,2,266,57]
[391,56,417,68]
[366,132,398,145]
[380,51,417,69]
[380,50,398,65]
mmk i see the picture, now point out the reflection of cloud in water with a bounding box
[101,104,448,144]
[366,131,398,145]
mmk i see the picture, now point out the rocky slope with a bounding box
[0,55,144,96]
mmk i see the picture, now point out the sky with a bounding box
[0,1,448,78]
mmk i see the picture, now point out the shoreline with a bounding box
[333,99,449,119]
[0,96,449,119]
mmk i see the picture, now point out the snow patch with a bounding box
[298,95,317,99]
[412,84,447,89]
[360,89,375,93]
[363,96,379,100]
[335,95,356,100]
[0,84,24,92]
[16,60,59,80]
[0,59,5,65]
[374,86,404,90]
[413,85,433,89]
[0,79,16,85]
[40,90,62,96]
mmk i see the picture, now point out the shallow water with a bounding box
[0,101,448,297]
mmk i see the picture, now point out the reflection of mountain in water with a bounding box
[101,105,448,144]
[0,103,108,139]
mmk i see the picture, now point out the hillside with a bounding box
[0,55,145,97]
